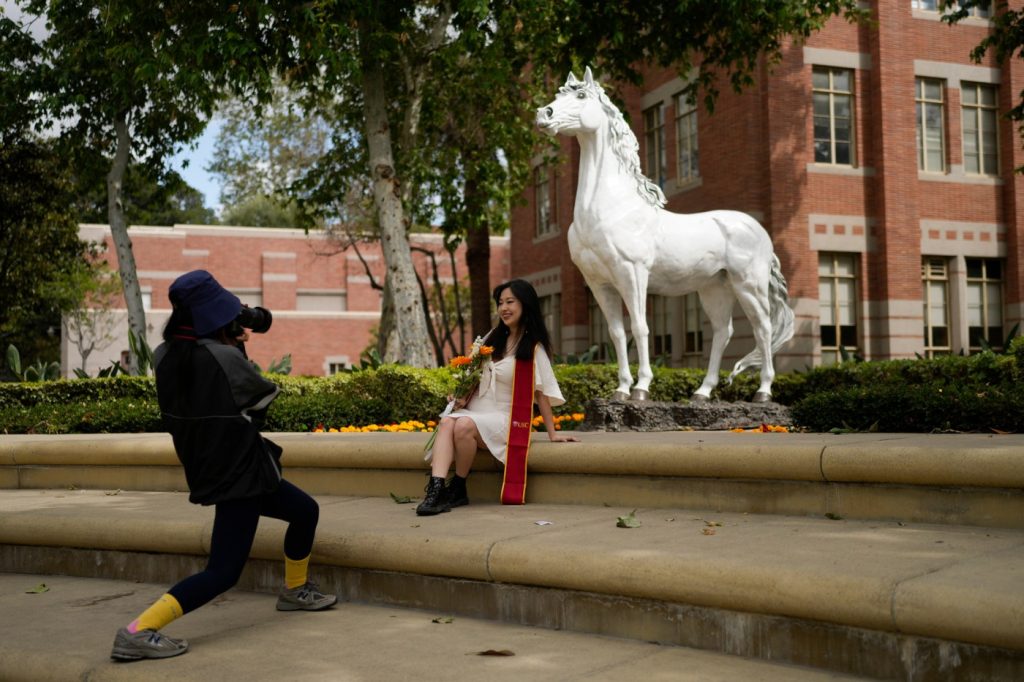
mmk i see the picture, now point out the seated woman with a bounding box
[419,278,579,515]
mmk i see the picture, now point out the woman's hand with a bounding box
[548,433,579,443]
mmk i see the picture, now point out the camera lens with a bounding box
[236,306,273,333]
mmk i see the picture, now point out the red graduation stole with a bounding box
[500,354,535,505]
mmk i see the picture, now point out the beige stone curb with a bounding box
[2,431,1024,487]
[1,490,1022,652]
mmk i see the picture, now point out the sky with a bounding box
[169,119,225,214]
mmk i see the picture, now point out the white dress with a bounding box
[437,346,565,464]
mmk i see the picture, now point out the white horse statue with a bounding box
[536,68,794,403]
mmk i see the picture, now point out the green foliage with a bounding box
[264,365,452,432]
[0,138,90,362]
[0,398,162,434]
[220,194,304,228]
[6,344,60,382]
[792,352,1024,432]
[3,352,1017,434]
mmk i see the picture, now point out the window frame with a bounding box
[533,165,555,238]
[673,92,699,184]
[812,66,856,167]
[965,257,1005,351]
[921,257,952,357]
[643,103,668,188]
[961,82,1000,176]
[818,252,860,364]
[915,78,946,173]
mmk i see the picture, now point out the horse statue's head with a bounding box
[536,67,666,208]
[535,67,607,138]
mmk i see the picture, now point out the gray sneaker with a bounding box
[110,626,189,661]
[276,581,338,611]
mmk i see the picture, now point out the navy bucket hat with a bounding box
[168,270,241,336]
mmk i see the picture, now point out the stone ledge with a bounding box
[0,490,1021,653]
[581,398,793,432]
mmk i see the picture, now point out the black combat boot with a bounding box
[447,474,469,508]
[416,476,451,516]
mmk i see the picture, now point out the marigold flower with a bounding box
[479,345,494,356]
[450,356,472,367]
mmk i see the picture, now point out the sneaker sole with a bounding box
[276,596,338,612]
[110,644,188,661]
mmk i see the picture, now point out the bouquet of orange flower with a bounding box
[424,337,493,455]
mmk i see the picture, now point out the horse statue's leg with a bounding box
[591,283,633,401]
[692,283,735,401]
[619,267,652,400]
[731,278,775,403]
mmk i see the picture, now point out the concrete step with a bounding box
[0,573,871,682]
[1,489,1022,680]
[2,432,1024,528]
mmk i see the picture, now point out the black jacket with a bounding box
[155,338,282,505]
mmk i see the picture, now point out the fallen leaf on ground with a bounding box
[432,616,454,624]
[701,528,716,536]
[105,489,121,496]
[25,583,49,594]
[825,513,843,520]
[476,649,515,656]
[616,509,641,528]
[389,492,414,504]
[703,520,722,527]
[534,520,552,526]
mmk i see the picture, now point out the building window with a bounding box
[587,290,611,362]
[916,78,945,172]
[327,362,348,375]
[914,1,991,16]
[962,82,999,175]
[922,257,951,357]
[534,165,554,237]
[674,93,699,183]
[966,258,1004,350]
[682,292,704,359]
[819,252,859,364]
[647,295,672,359]
[813,67,855,166]
[539,293,561,355]
[643,103,667,188]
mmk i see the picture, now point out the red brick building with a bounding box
[513,1,1024,370]
[65,224,510,377]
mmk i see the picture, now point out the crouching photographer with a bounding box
[111,269,335,662]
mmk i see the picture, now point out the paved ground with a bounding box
[0,573,866,681]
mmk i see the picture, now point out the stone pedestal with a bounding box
[580,398,793,432]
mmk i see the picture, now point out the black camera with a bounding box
[229,305,273,335]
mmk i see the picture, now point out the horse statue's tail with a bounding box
[727,253,795,382]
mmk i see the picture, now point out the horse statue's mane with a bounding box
[560,78,667,208]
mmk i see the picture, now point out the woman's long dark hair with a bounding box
[484,279,553,362]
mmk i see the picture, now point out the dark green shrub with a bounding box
[265,364,452,431]
[792,382,1024,433]
[0,398,162,434]
[0,376,156,410]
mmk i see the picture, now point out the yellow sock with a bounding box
[284,554,310,589]
[129,593,183,633]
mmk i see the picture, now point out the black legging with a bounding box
[169,479,319,614]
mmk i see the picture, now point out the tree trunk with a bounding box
[464,176,493,340]
[106,112,147,374]
[360,39,435,368]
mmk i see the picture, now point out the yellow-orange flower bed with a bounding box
[313,413,585,433]
[313,420,435,433]
[730,424,789,433]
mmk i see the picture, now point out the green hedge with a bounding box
[1,346,1021,434]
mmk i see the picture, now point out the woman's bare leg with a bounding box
[452,417,485,477]
[430,418,457,478]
